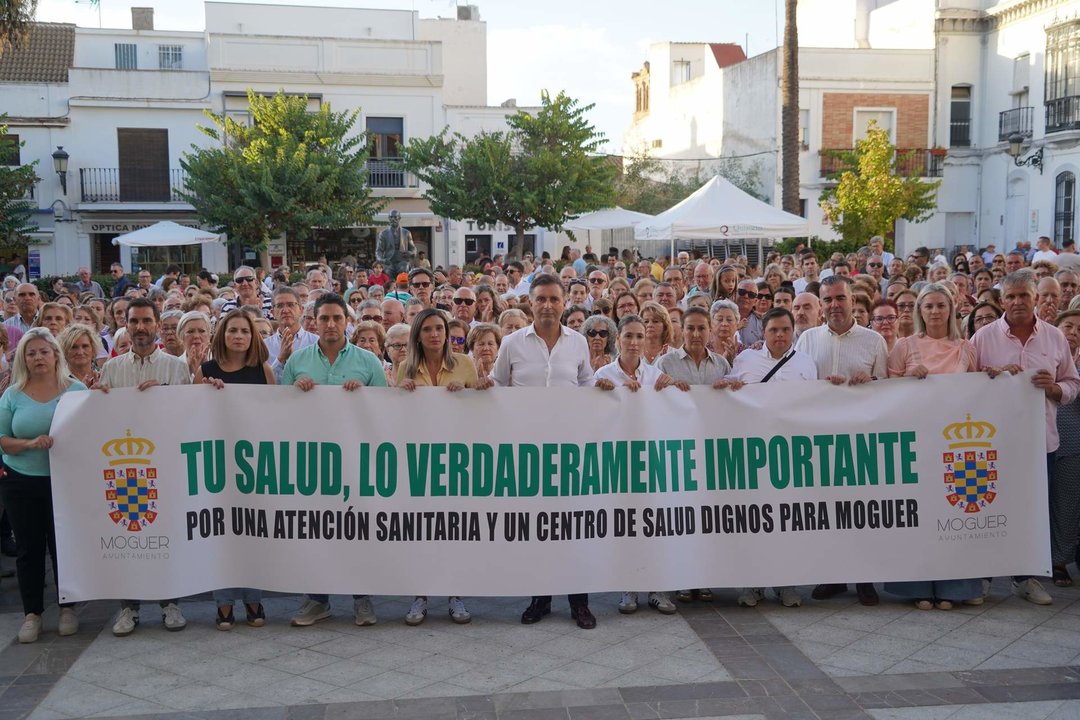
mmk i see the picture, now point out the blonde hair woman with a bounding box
[57,323,103,388]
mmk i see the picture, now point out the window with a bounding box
[158,45,183,70]
[0,134,19,166]
[117,128,170,202]
[651,139,663,149]
[114,43,137,70]
[854,109,894,143]
[799,109,810,149]
[1013,53,1030,95]
[366,117,403,159]
[672,60,691,86]
[950,85,971,147]
[1056,171,1076,248]
[1046,22,1080,102]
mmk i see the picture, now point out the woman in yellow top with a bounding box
[397,308,491,625]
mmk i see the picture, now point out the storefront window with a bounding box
[130,245,203,277]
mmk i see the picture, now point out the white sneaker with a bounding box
[353,595,377,626]
[981,578,992,598]
[58,607,78,637]
[291,599,331,627]
[17,613,40,643]
[162,603,186,631]
[449,596,471,624]
[112,607,139,637]
[1013,578,1053,605]
[778,586,802,608]
[648,592,677,615]
[618,591,639,614]
[737,588,764,607]
[405,596,427,626]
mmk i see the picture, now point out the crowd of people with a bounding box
[0,234,1077,643]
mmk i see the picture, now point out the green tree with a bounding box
[819,122,938,244]
[179,90,383,255]
[0,0,36,56]
[0,120,40,246]
[615,148,764,215]
[403,90,616,259]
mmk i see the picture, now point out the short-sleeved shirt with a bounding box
[657,347,730,386]
[592,358,663,387]
[0,381,87,476]
[281,342,388,387]
[399,354,478,388]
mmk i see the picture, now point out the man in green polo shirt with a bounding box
[281,292,386,627]
[281,293,387,389]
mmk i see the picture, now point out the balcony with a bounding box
[1046,96,1080,133]
[949,120,971,147]
[366,158,417,190]
[79,168,189,203]
[819,149,945,179]
[999,106,1034,141]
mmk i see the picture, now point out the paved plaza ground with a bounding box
[0,576,1078,719]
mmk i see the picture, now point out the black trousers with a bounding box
[533,594,588,606]
[0,468,71,616]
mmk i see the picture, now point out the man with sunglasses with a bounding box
[221,266,273,319]
[451,286,478,326]
[407,267,435,308]
[587,270,608,306]
[735,279,764,346]
[506,261,530,296]
[110,263,131,298]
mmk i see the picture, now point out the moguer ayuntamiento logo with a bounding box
[103,430,160,532]
[942,414,998,514]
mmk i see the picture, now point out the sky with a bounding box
[34,0,784,152]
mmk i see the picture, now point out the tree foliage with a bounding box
[403,90,616,258]
[180,91,384,251]
[0,0,36,57]
[0,120,40,247]
[615,148,764,216]
[818,122,939,244]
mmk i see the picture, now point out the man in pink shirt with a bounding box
[973,269,1080,605]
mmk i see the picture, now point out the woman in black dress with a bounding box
[194,310,275,629]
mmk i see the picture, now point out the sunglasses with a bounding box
[450,335,465,345]
[360,314,383,322]
[411,281,432,289]
[867,262,883,268]
[235,277,256,284]
[736,289,758,299]
[614,265,626,270]
[589,278,606,284]
[586,329,610,338]
[452,297,476,306]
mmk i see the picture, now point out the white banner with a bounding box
[50,373,1049,602]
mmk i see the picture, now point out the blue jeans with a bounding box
[213,588,262,609]
[309,594,365,604]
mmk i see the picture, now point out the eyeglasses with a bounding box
[614,265,626,270]
[871,315,898,324]
[360,314,383,322]
[411,281,431,289]
[452,297,476,306]
[867,262,883,268]
[896,303,916,311]
[736,289,758,299]
[386,342,407,350]
[450,335,466,345]
[235,277,255,284]
[586,329,610,338]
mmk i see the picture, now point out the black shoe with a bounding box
[570,603,596,629]
[856,583,880,606]
[811,583,848,600]
[215,607,234,631]
[245,603,266,627]
[521,598,551,624]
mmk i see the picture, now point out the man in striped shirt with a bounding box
[220,266,273,320]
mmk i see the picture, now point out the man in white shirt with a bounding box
[730,308,817,384]
[1032,236,1059,264]
[451,286,478,326]
[1055,239,1080,271]
[794,276,887,606]
[792,252,820,294]
[264,287,318,382]
[505,262,531,297]
[868,236,894,269]
[791,293,821,339]
[490,274,596,629]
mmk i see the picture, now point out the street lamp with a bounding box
[1007,133,1043,174]
[51,146,69,194]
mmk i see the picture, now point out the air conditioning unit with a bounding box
[457,5,480,21]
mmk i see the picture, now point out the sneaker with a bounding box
[697,588,714,601]
[962,597,984,606]
[245,603,266,628]
[162,603,187,632]
[915,599,933,611]
[58,608,78,637]
[112,607,139,637]
[449,596,471,624]
[981,578,992,598]
[17,613,40,644]
[675,590,693,603]
[405,597,428,626]
[353,596,377,626]
[648,592,676,615]
[618,591,639,614]
[1013,578,1053,605]
[215,607,234,631]
[778,586,802,608]
[291,599,331,627]
[737,588,764,608]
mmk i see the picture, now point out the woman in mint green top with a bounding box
[0,328,85,643]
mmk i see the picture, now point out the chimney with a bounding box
[131,7,154,31]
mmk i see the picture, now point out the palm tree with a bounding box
[1,0,37,56]
[781,0,800,216]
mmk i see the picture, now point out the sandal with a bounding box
[934,599,953,610]
[215,607,234,631]
[245,603,266,627]
[914,599,932,610]
[1054,565,1073,587]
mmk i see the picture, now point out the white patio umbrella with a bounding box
[563,207,655,232]
[111,221,222,247]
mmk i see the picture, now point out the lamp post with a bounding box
[51,146,69,195]
[1007,133,1043,174]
